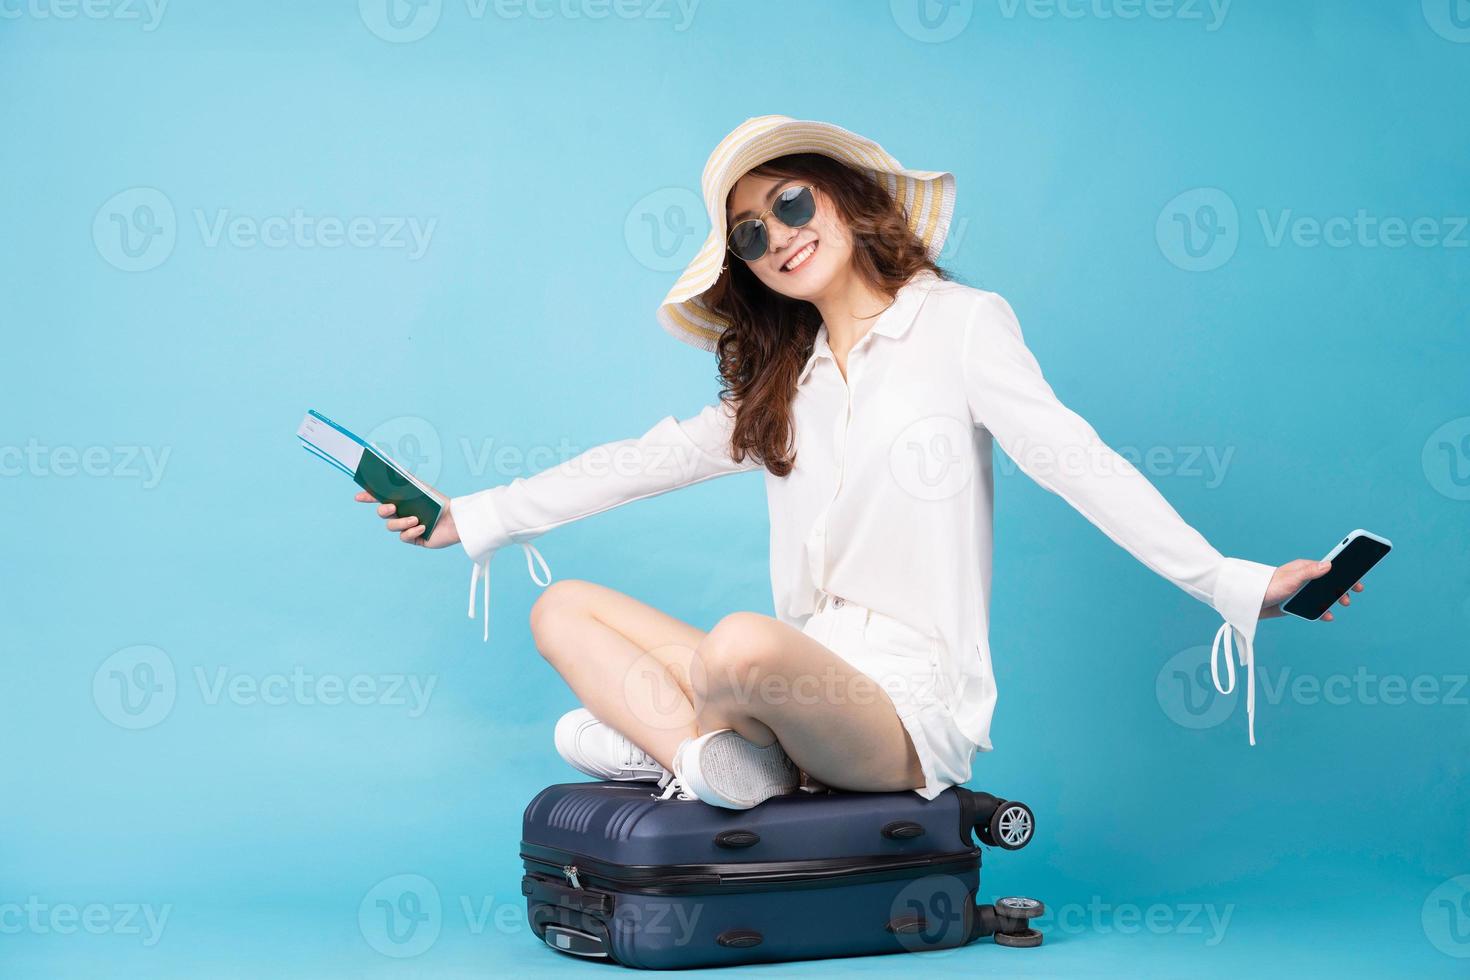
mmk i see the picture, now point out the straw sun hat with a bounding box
[655,114,957,353]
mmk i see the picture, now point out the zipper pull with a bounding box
[563,864,582,889]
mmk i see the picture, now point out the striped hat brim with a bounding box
[656,115,956,353]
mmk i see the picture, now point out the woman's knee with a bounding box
[695,612,783,699]
[529,578,597,651]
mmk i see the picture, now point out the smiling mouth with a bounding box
[780,240,819,273]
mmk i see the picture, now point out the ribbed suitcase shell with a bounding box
[520,780,1012,969]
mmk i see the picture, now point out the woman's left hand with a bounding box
[1260,559,1365,621]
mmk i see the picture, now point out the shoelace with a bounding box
[1209,619,1257,745]
[467,543,552,643]
[622,739,660,771]
[652,741,695,801]
[654,776,694,801]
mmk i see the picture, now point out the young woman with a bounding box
[359,115,1366,810]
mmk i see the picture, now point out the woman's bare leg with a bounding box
[692,612,926,793]
[532,584,925,793]
[530,579,706,771]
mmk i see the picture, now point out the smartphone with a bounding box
[1281,529,1392,621]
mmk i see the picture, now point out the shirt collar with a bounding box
[797,269,940,387]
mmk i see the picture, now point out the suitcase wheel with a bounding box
[994,896,1044,920]
[995,928,1043,948]
[992,896,1045,948]
[978,800,1035,850]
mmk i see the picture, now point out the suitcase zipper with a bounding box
[523,846,980,894]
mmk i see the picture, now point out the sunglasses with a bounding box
[726,184,817,263]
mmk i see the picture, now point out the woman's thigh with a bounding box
[697,612,924,793]
[532,579,706,698]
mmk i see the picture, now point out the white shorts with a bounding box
[801,590,977,800]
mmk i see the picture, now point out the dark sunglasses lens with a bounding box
[774,186,816,227]
[729,220,768,261]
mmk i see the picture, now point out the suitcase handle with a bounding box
[521,873,612,916]
[713,829,760,848]
[543,924,609,958]
[881,820,926,840]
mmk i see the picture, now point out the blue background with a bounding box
[4,1,1468,976]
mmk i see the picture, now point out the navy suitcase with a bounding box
[519,781,1045,969]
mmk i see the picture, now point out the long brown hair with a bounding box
[700,153,951,477]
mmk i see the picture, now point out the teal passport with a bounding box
[297,410,444,538]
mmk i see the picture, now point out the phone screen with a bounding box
[1282,535,1390,620]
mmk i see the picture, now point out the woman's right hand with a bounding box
[1260,558,1365,622]
[355,490,461,549]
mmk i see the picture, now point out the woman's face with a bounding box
[725,173,853,301]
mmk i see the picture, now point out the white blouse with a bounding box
[450,269,1277,752]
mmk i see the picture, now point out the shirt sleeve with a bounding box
[449,397,761,564]
[961,290,1277,740]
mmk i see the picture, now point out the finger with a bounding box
[386,516,420,532]
[355,491,377,503]
[1352,582,1365,592]
[1287,558,1331,588]
[1321,611,1334,622]
[377,503,397,518]
[1338,594,1351,606]
[401,524,427,543]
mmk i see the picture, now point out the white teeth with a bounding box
[782,241,817,272]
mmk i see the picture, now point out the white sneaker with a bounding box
[553,708,671,783]
[654,729,800,809]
